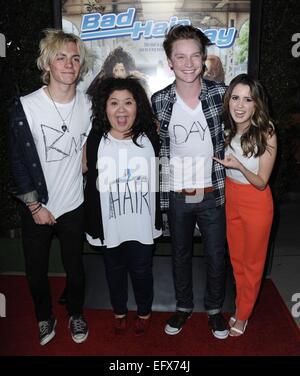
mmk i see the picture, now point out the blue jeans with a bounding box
[102,241,154,316]
[167,191,226,314]
[20,204,85,321]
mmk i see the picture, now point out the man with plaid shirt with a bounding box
[152,25,229,339]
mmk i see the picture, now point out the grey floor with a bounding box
[83,195,300,329]
[83,251,236,313]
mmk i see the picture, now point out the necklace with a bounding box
[47,87,76,132]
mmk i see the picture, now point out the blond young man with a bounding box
[8,29,92,345]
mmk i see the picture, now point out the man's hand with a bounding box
[28,203,56,225]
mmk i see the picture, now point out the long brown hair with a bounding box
[223,74,275,157]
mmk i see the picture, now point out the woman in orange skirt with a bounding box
[214,74,277,336]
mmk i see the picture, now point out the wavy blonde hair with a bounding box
[36,29,93,84]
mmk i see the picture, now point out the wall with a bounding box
[0,0,54,233]
[260,0,300,118]
[259,0,300,201]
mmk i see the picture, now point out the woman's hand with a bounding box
[213,154,242,170]
[214,132,277,190]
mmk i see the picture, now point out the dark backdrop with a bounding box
[0,0,299,233]
[0,0,54,234]
[259,0,300,202]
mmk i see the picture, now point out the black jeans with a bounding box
[167,191,226,314]
[20,204,85,321]
[102,241,154,317]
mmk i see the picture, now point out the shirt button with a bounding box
[18,121,23,126]
[38,182,42,186]
[32,163,37,167]
[41,198,46,203]
[26,142,31,147]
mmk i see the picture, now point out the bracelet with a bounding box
[27,201,39,207]
[31,205,42,216]
[31,204,42,216]
[28,202,41,212]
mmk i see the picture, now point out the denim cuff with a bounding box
[17,190,38,204]
[206,308,220,316]
[176,307,193,314]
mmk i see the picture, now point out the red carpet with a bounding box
[0,275,299,356]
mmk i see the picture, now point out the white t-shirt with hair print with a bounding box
[86,133,162,248]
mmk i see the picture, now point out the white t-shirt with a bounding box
[86,133,161,248]
[21,87,91,218]
[225,134,259,184]
[169,94,214,190]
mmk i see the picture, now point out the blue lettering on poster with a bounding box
[80,7,237,47]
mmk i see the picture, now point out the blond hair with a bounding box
[36,29,93,84]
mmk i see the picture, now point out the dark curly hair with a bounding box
[87,47,137,96]
[88,76,158,147]
[223,73,275,158]
[101,46,136,76]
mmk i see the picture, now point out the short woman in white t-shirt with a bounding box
[214,74,277,337]
[85,77,162,336]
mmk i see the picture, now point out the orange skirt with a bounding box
[225,177,274,320]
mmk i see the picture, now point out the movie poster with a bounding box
[61,0,251,236]
[62,0,251,93]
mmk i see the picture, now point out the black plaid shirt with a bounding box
[151,78,226,211]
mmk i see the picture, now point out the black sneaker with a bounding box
[69,315,89,343]
[164,311,192,335]
[38,317,57,346]
[208,312,229,339]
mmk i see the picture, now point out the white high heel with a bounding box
[229,316,236,328]
[229,320,248,337]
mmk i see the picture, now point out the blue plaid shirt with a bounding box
[151,78,226,211]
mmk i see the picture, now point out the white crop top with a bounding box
[225,134,259,184]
